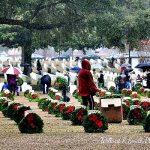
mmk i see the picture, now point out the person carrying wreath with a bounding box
[78,59,99,110]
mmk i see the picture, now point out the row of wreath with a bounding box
[0,97,44,133]
[23,89,150,133]
[23,89,108,133]
[37,98,108,133]
[37,97,150,133]
[23,88,63,102]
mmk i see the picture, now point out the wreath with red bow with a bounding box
[82,113,108,133]
[18,112,44,133]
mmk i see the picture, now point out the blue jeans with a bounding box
[115,84,119,93]
[126,81,131,89]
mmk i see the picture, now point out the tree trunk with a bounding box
[128,43,132,65]
[21,45,32,76]
[125,41,129,54]
[124,39,132,65]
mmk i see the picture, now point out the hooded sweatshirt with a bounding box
[78,59,99,96]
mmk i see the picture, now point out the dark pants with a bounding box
[63,95,67,102]
[118,84,125,93]
[62,88,67,102]
[38,70,42,75]
[9,84,16,95]
[42,83,50,94]
[147,80,150,89]
[98,81,104,88]
[82,95,94,110]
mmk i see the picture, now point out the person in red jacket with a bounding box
[78,59,99,110]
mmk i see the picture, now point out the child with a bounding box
[1,82,9,91]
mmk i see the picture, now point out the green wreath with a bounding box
[1,101,9,117]
[38,98,48,109]
[7,103,21,119]
[133,83,142,91]
[53,103,65,117]
[122,103,130,120]
[143,113,150,132]
[48,90,55,99]
[82,113,108,133]
[148,91,150,98]
[61,106,75,120]
[17,77,24,86]
[24,90,29,97]
[41,100,51,112]
[140,101,150,112]
[18,112,44,133]
[54,76,67,90]
[13,106,31,124]
[0,99,7,111]
[70,108,88,125]
[127,107,147,125]
[48,102,58,114]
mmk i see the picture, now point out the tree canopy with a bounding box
[0,0,150,60]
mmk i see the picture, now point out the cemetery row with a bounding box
[0,76,150,133]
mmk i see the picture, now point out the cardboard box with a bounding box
[100,98,123,123]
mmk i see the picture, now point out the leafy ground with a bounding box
[0,93,150,150]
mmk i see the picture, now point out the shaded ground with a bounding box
[0,93,150,150]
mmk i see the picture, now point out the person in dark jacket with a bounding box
[37,59,42,75]
[65,70,70,92]
[78,59,99,110]
[41,74,51,94]
[62,85,70,102]
[98,71,104,88]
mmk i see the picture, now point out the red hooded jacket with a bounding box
[78,59,99,96]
